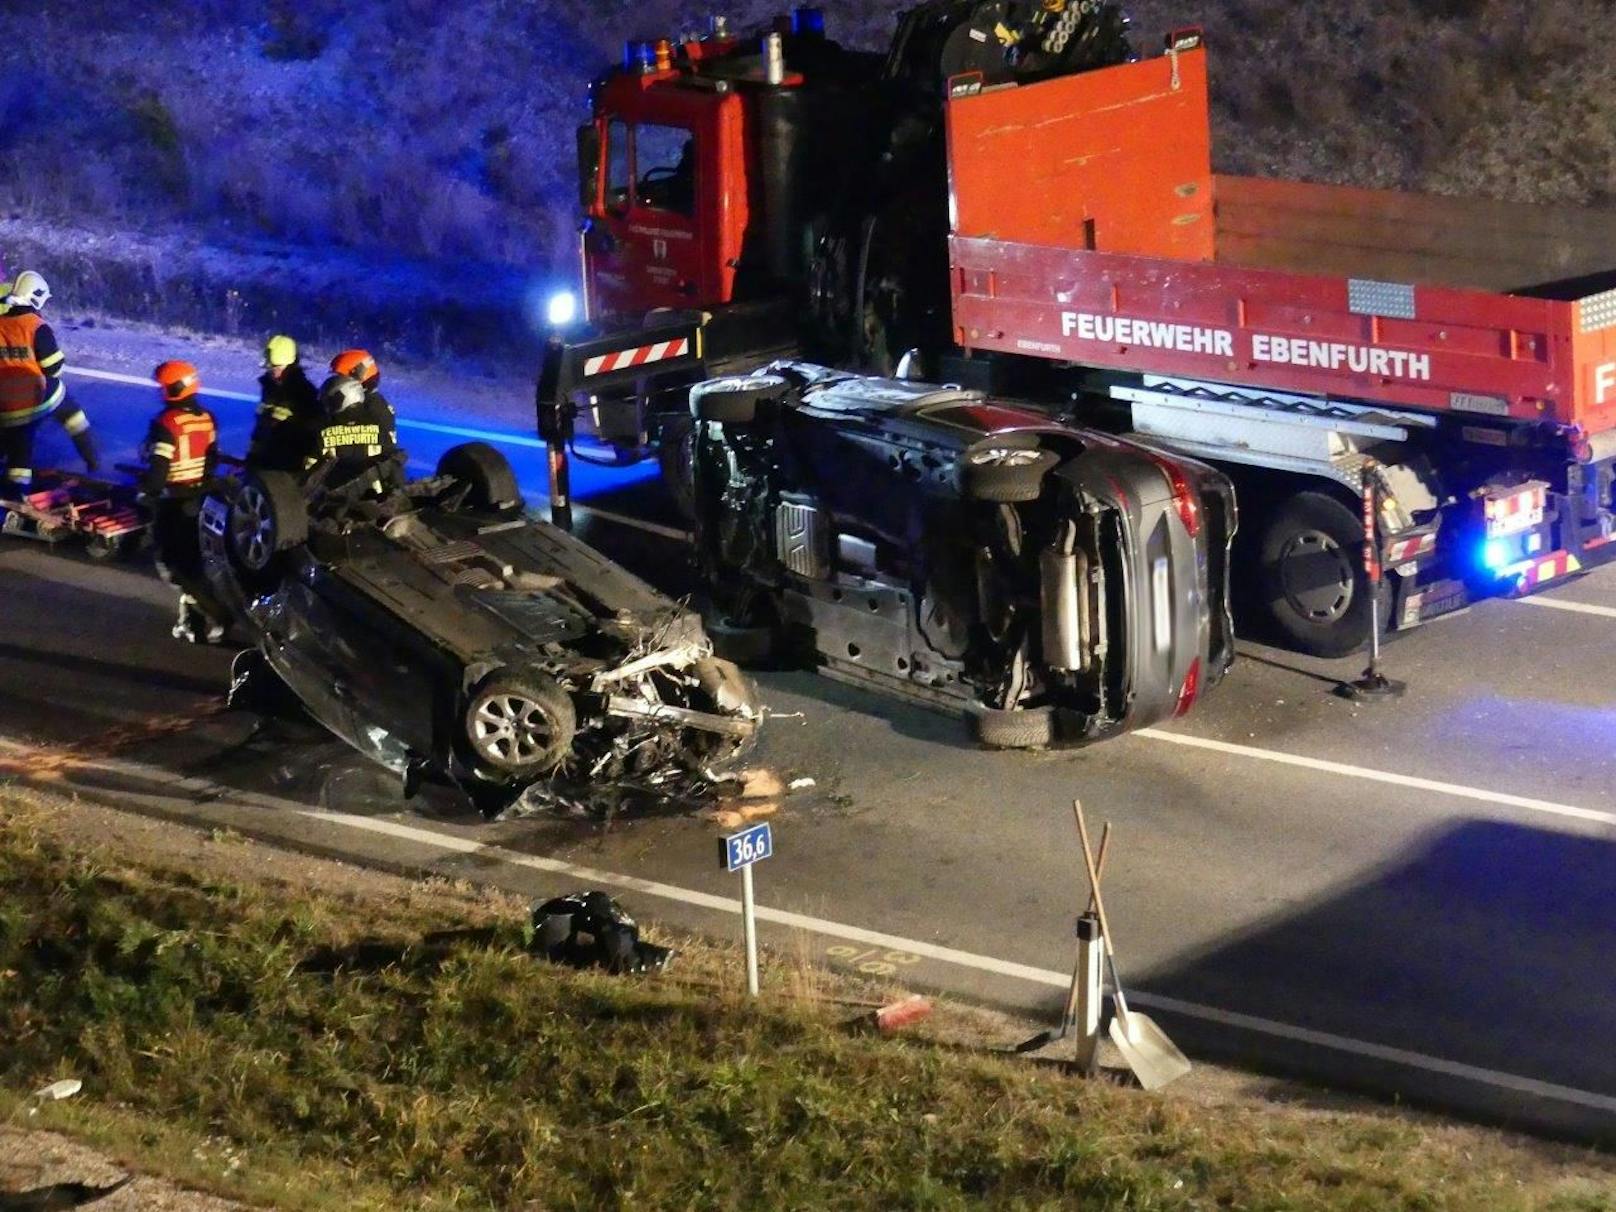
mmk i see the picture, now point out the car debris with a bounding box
[200,441,763,816]
[530,891,672,974]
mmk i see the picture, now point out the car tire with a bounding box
[1258,490,1388,658]
[461,672,576,782]
[690,374,791,425]
[437,442,521,512]
[967,703,1056,749]
[958,440,1060,504]
[228,470,309,575]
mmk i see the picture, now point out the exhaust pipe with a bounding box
[1041,523,1089,672]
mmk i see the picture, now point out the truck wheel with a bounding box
[705,614,776,666]
[461,672,575,782]
[1258,491,1388,658]
[658,411,696,522]
[438,442,521,512]
[690,375,791,425]
[967,703,1056,749]
[959,439,1060,504]
[229,471,309,575]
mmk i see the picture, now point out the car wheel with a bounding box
[462,672,576,781]
[958,440,1060,504]
[1258,490,1388,658]
[967,703,1056,749]
[657,411,696,522]
[437,442,521,512]
[229,471,309,575]
[690,374,791,425]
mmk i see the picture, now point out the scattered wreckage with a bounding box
[200,441,762,814]
[679,363,1236,747]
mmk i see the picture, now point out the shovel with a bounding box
[1015,822,1109,1053]
[1074,799,1191,1091]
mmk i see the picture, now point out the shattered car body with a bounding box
[684,364,1236,747]
[200,442,761,813]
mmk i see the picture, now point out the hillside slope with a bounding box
[4,0,1611,285]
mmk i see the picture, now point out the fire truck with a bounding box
[537,2,1616,656]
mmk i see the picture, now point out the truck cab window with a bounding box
[606,119,631,212]
[634,124,696,217]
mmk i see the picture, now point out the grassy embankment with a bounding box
[2,793,1614,1210]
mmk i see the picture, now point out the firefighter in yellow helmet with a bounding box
[246,333,320,473]
[143,360,227,644]
[0,271,99,497]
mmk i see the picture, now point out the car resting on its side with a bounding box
[679,363,1236,747]
[199,441,762,815]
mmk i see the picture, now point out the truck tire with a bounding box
[438,442,521,512]
[1258,490,1388,658]
[705,614,776,666]
[967,703,1056,749]
[958,440,1060,504]
[690,375,791,425]
[657,411,696,522]
[229,471,308,575]
[461,671,576,782]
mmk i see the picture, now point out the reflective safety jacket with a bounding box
[311,392,399,487]
[142,403,218,496]
[0,308,65,425]
[248,363,320,473]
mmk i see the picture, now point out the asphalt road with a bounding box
[6,357,1616,1143]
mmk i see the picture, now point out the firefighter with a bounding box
[142,360,227,644]
[246,333,320,473]
[311,372,401,497]
[328,347,399,447]
[0,271,99,498]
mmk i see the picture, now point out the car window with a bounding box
[634,123,696,217]
[605,119,631,213]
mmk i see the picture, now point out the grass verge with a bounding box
[1,793,1614,1211]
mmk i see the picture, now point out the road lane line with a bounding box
[63,364,688,542]
[66,365,546,448]
[1516,595,1616,620]
[1136,729,1616,829]
[9,743,1616,1115]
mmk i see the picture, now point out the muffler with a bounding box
[1041,528,1090,672]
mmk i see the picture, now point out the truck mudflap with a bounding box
[536,313,707,530]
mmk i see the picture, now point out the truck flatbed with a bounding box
[945,43,1616,436]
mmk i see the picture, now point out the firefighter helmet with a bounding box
[320,374,366,415]
[154,360,201,403]
[8,270,50,311]
[263,334,299,370]
[330,348,379,388]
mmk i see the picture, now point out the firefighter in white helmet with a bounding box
[0,271,99,496]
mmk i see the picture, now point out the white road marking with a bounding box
[1136,728,1616,829]
[8,742,1616,1113]
[62,364,688,542]
[1516,595,1616,620]
[66,364,544,447]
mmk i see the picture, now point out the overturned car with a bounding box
[681,364,1236,747]
[200,442,761,813]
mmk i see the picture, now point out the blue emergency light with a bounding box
[792,6,826,35]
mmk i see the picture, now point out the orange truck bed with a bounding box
[944,39,1616,434]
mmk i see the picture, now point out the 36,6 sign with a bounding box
[722,823,773,872]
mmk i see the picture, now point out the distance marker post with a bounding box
[720,823,773,997]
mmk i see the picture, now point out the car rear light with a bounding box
[1173,656,1202,718]
[1140,450,1200,538]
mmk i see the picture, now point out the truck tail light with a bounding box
[1482,481,1547,538]
[1173,656,1202,717]
[1140,449,1200,538]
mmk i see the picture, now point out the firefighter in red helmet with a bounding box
[143,360,227,643]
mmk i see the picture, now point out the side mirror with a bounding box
[576,123,601,212]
